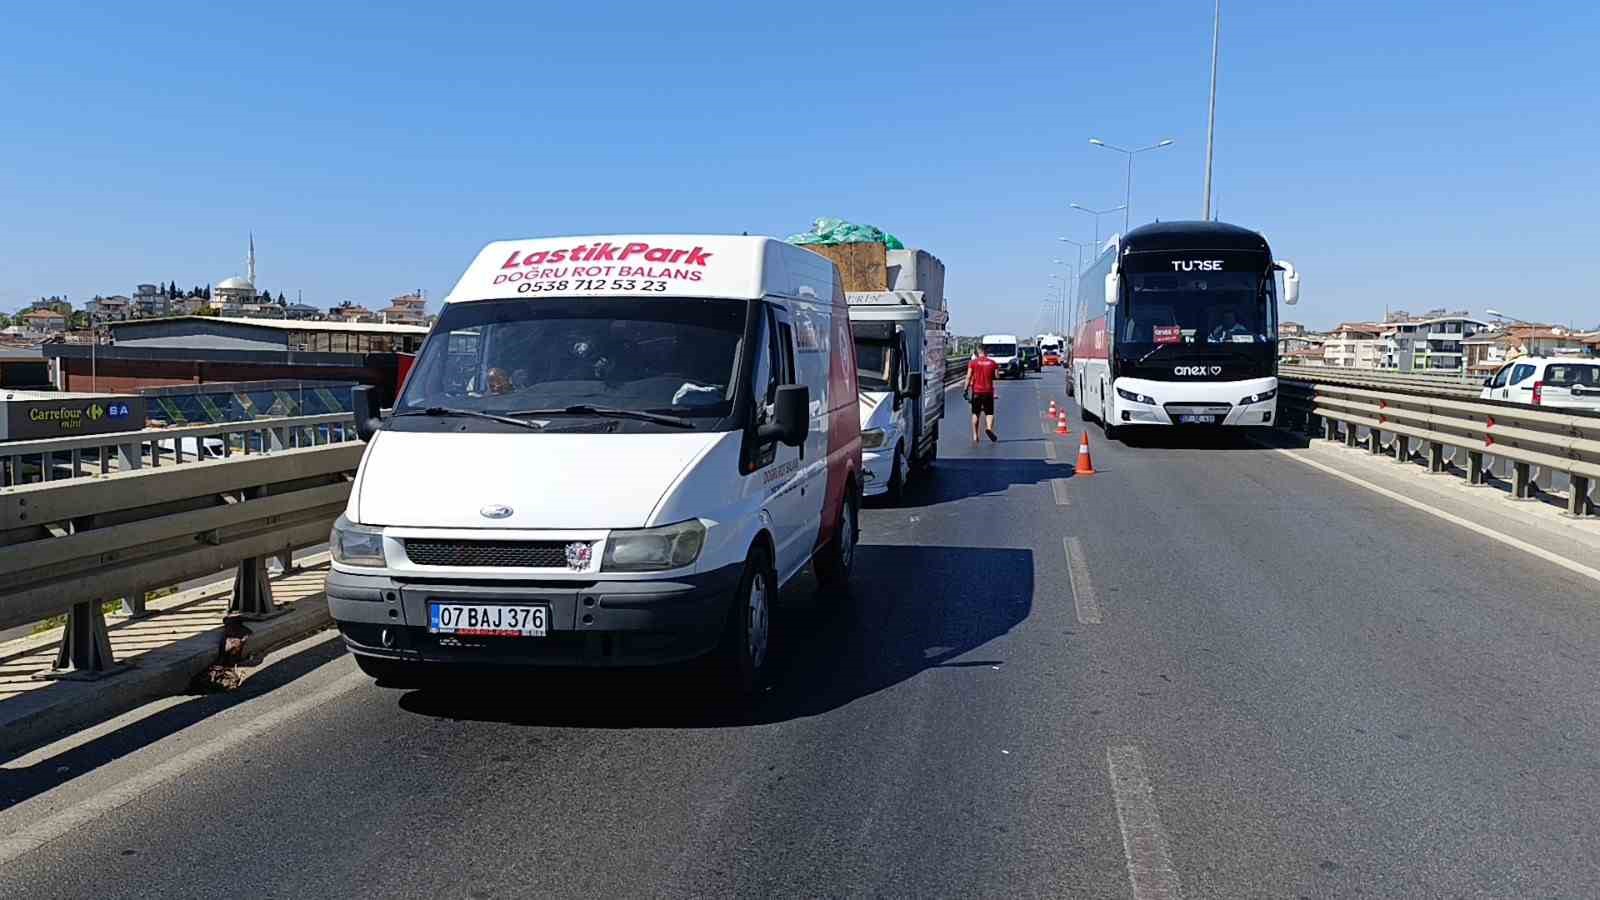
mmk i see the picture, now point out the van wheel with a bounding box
[353,654,426,689]
[717,544,775,697]
[887,444,908,502]
[814,489,858,601]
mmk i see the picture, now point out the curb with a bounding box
[0,593,333,762]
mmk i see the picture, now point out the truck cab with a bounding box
[848,291,945,500]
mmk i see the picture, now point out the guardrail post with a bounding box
[1468,451,1486,485]
[1512,462,1534,500]
[1428,442,1445,474]
[267,427,289,453]
[1394,435,1410,463]
[35,600,124,681]
[120,587,153,620]
[116,442,142,472]
[230,555,283,619]
[1344,422,1358,448]
[1369,428,1384,456]
[1568,476,1592,517]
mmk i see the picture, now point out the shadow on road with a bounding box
[888,458,1065,508]
[395,544,1034,729]
[1116,424,1311,451]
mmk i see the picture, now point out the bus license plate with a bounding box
[1178,414,1216,424]
[429,603,547,637]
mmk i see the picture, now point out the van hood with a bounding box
[353,430,720,530]
[857,390,895,431]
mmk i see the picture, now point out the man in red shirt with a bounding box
[967,346,999,443]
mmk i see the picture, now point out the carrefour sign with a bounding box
[3,396,145,441]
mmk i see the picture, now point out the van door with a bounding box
[1544,363,1600,411]
[755,304,810,582]
[1505,362,1538,403]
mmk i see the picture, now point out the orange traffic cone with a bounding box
[1056,410,1070,436]
[1048,399,1057,416]
[1074,432,1096,475]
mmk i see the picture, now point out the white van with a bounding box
[848,290,947,501]
[1481,356,1600,410]
[328,235,863,694]
[982,333,1023,379]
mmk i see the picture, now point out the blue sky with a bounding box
[2,0,1597,335]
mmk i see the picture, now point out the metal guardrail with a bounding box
[0,439,362,678]
[0,413,358,487]
[945,357,967,385]
[1276,366,1485,399]
[1277,380,1598,516]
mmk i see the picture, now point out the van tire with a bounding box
[814,489,859,602]
[716,544,776,697]
[887,444,907,502]
[354,654,426,689]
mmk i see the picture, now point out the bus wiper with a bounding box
[390,407,545,431]
[1137,343,1177,366]
[511,405,695,429]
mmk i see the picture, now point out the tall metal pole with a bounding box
[1123,154,1134,234]
[1202,0,1221,220]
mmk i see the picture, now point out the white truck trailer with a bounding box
[848,248,948,501]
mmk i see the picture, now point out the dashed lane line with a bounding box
[1052,478,1071,506]
[1063,536,1101,624]
[1106,745,1185,900]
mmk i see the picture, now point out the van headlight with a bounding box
[1116,387,1157,405]
[602,519,706,572]
[331,515,385,567]
[860,427,887,449]
[1239,388,1278,405]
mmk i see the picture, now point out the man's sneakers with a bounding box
[986,428,998,443]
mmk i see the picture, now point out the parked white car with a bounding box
[1480,356,1600,410]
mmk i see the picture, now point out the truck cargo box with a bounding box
[884,249,945,311]
[799,243,888,293]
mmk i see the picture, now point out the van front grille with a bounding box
[403,539,584,569]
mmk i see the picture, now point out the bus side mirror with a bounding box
[1278,260,1300,306]
[352,385,383,442]
[905,372,924,400]
[1104,272,1120,306]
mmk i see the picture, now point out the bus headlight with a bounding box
[1239,388,1278,405]
[602,519,706,572]
[1116,387,1156,405]
[860,428,888,450]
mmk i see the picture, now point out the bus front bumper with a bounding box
[1111,376,1278,427]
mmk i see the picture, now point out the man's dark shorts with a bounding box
[970,393,995,415]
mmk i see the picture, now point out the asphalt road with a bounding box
[6,369,1600,898]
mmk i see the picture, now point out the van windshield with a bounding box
[397,297,748,431]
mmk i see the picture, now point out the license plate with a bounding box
[428,603,547,637]
[1178,414,1217,424]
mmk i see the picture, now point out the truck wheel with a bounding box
[353,654,427,689]
[887,444,907,502]
[716,543,775,697]
[814,489,858,602]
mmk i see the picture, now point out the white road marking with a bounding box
[1052,478,1071,506]
[1064,537,1101,624]
[0,669,367,865]
[1106,745,1184,900]
[1045,441,1057,461]
[1262,444,1600,587]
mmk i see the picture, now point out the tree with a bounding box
[277,291,288,306]
[168,281,178,300]
[203,285,212,300]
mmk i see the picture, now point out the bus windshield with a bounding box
[1119,266,1275,347]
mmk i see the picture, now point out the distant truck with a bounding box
[848,248,948,501]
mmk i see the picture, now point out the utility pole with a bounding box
[1202,0,1221,220]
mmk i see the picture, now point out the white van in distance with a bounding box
[328,235,863,694]
[1480,356,1600,410]
[982,333,1023,379]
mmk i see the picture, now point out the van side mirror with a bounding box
[904,372,924,400]
[1104,271,1121,306]
[352,385,383,442]
[758,384,809,447]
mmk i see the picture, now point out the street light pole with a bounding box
[1203,0,1221,220]
[1089,137,1175,233]
[1069,204,1125,250]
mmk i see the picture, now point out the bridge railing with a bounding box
[0,430,362,679]
[1275,366,1484,399]
[1277,378,1599,516]
[0,412,358,487]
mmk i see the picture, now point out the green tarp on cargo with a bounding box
[787,217,905,250]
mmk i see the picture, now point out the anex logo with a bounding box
[1171,260,1223,271]
[1174,365,1224,376]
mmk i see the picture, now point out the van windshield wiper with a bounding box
[511,405,695,429]
[390,407,544,431]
